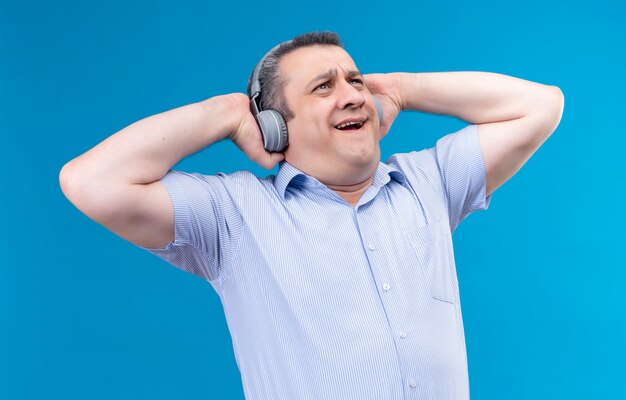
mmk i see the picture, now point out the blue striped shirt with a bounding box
[147,125,490,399]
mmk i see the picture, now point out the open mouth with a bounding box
[334,120,366,131]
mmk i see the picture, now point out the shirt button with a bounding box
[409,379,417,389]
[382,283,390,292]
[399,331,407,339]
[368,243,376,251]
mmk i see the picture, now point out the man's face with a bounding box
[279,45,381,186]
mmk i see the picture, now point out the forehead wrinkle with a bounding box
[309,68,338,86]
[308,68,363,86]
[280,47,362,98]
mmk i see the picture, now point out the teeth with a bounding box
[335,121,363,130]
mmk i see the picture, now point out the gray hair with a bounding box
[247,32,343,121]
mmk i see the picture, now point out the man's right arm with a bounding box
[59,93,284,249]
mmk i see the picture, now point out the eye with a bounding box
[315,81,331,91]
[350,78,364,86]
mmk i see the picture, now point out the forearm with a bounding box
[62,94,240,188]
[392,71,561,125]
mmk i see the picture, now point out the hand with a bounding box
[226,93,285,169]
[364,73,403,138]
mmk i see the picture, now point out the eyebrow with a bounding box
[307,68,363,88]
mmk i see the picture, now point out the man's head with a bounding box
[248,32,381,186]
[247,32,342,121]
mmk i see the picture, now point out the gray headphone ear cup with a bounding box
[374,96,383,123]
[258,110,288,152]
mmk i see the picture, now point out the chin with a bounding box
[344,143,380,166]
[341,151,380,178]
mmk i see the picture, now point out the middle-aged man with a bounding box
[60,32,564,399]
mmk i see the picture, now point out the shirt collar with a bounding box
[273,161,406,199]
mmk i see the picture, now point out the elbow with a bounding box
[544,85,565,136]
[59,159,92,216]
[529,85,564,145]
[59,159,112,223]
[59,160,81,206]
[551,85,565,123]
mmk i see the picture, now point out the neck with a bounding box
[325,175,374,207]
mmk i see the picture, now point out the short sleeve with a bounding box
[429,124,491,231]
[143,170,242,282]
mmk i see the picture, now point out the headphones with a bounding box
[249,41,383,152]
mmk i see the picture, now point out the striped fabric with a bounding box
[146,124,490,399]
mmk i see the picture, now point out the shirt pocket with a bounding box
[404,217,458,304]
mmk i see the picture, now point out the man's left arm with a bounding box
[366,72,564,195]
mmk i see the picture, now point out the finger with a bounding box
[264,152,285,169]
[270,152,285,163]
[253,148,285,170]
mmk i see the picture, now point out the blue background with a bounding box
[1,0,624,398]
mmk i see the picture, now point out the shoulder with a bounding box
[386,149,440,186]
[386,125,481,178]
[163,169,275,193]
[164,169,287,217]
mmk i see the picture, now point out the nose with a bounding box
[336,80,366,110]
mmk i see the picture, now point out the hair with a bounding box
[247,31,343,121]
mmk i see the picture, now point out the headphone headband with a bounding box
[250,41,292,102]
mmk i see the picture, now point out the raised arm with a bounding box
[365,72,564,195]
[59,93,283,249]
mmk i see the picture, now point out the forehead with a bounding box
[279,45,358,87]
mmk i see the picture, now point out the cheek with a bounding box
[288,114,329,143]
